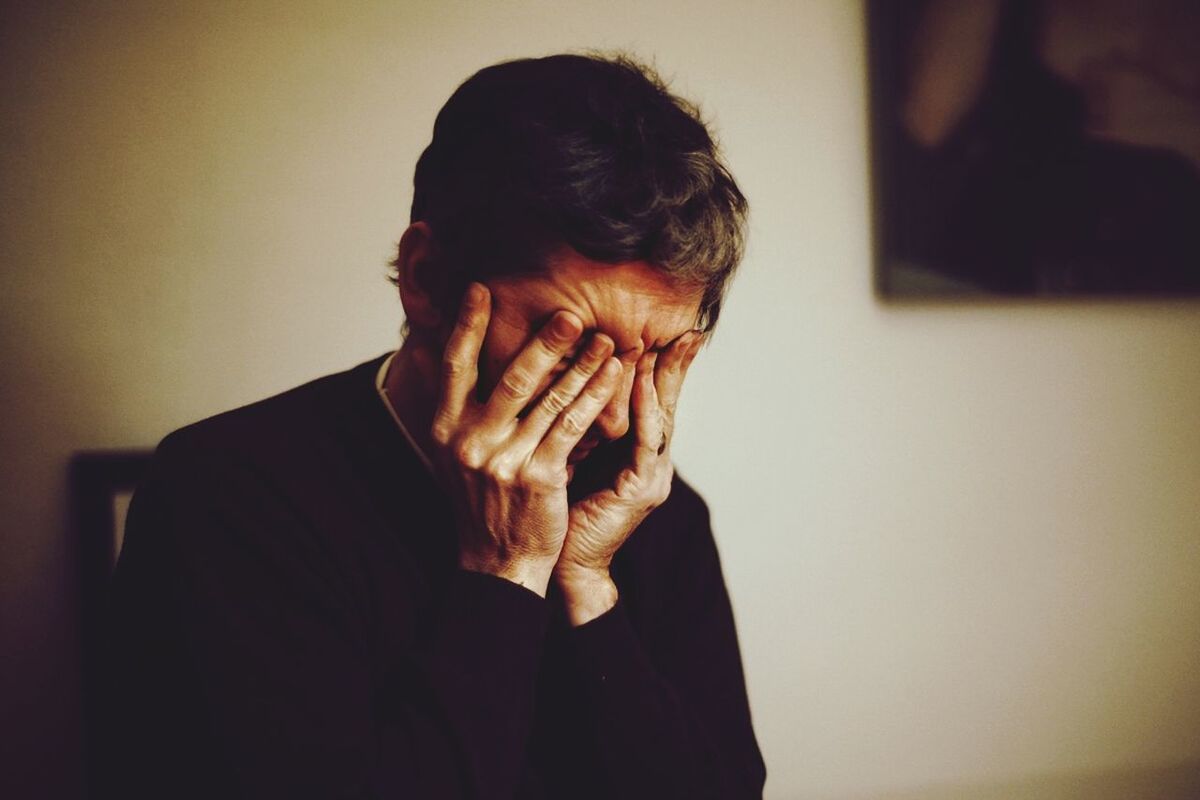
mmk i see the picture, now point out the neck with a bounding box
[384,334,441,459]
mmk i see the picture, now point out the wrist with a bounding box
[459,553,557,598]
[556,567,619,626]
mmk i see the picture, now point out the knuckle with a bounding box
[430,418,453,446]
[560,409,587,436]
[614,468,641,496]
[540,387,570,415]
[575,354,601,374]
[523,461,567,490]
[441,356,470,380]
[537,331,568,355]
[453,439,485,469]
[499,369,536,399]
[486,454,518,483]
[516,459,542,483]
[575,345,608,373]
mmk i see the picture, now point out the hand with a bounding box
[555,330,704,624]
[429,283,622,597]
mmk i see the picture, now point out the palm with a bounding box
[556,332,700,577]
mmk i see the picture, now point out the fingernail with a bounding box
[588,333,614,357]
[551,312,580,338]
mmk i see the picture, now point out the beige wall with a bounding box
[2,1,1199,797]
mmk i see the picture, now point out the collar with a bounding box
[375,351,435,476]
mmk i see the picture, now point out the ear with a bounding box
[394,222,458,332]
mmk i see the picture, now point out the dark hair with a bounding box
[394,52,747,332]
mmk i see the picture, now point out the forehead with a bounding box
[487,252,703,353]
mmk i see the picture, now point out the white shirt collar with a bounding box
[375,351,435,475]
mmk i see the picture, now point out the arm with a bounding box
[97,434,546,800]
[567,492,764,800]
[551,337,764,798]
[97,284,623,799]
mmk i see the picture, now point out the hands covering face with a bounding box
[428,282,702,607]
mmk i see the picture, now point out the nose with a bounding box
[592,363,634,441]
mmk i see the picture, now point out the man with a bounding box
[98,53,764,799]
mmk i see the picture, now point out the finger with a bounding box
[652,332,697,416]
[610,343,643,424]
[517,332,615,445]
[483,310,583,425]
[436,283,490,425]
[631,351,663,475]
[533,357,622,464]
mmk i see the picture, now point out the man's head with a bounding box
[395,52,747,333]
[393,52,746,453]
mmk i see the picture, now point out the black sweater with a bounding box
[97,356,765,799]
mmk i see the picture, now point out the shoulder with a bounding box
[158,357,382,455]
[153,356,385,480]
[130,355,395,559]
[121,357,394,594]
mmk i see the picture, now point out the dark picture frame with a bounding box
[71,450,152,596]
[69,450,152,791]
[867,0,1200,298]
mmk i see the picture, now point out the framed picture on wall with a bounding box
[72,449,153,659]
[867,0,1200,297]
[71,450,152,788]
[71,451,151,585]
